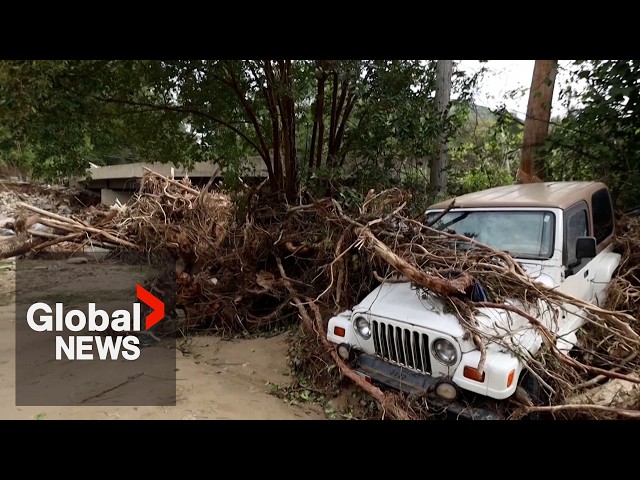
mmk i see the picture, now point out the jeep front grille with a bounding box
[372,320,432,374]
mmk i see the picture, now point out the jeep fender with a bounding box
[590,251,621,306]
[327,311,377,353]
[591,251,621,284]
[453,350,522,400]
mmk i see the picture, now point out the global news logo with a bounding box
[25,284,164,361]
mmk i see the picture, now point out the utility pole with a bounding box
[430,60,453,197]
[518,60,558,183]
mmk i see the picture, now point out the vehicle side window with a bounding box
[591,188,614,244]
[564,206,588,267]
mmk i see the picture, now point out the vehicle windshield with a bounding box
[425,210,556,259]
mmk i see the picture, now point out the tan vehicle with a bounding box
[327,181,620,419]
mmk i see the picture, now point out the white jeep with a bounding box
[327,181,621,419]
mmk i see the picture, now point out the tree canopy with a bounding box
[0,60,474,201]
[547,60,640,209]
[3,59,640,210]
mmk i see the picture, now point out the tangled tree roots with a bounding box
[12,171,640,420]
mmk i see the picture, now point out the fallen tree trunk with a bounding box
[17,206,139,250]
[0,233,45,259]
[17,202,85,227]
[29,230,116,250]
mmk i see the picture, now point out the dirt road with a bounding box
[0,258,323,420]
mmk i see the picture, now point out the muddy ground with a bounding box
[0,257,325,420]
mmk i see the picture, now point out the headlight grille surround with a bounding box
[354,315,371,339]
[431,337,458,366]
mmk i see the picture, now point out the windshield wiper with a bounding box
[438,212,470,231]
[512,253,550,260]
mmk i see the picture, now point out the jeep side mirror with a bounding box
[576,236,596,260]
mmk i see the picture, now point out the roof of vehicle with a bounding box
[427,181,609,210]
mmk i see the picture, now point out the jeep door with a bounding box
[557,201,595,345]
[560,201,595,302]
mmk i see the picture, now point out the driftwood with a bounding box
[0,200,138,260]
[30,231,86,251]
[18,203,138,249]
[359,227,475,295]
[276,258,411,420]
[0,233,45,259]
[142,166,221,196]
[142,167,200,195]
[17,203,83,226]
[8,171,640,420]
[522,404,640,419]
[28,230,116,250]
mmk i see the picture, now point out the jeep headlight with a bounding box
[432,338,457,366]
[354,316,371,339]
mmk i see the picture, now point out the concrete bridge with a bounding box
[77,158,267,205]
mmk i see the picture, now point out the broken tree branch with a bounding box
[19,212,138,250]
[276,257,411,420]
[521,403,640,419]
[142,167,202,196]
[0,234,44,259]
[18,202,84,226]
[359,227,474,295]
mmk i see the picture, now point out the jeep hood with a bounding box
[353,281,542,351]
[518,261,556,288]
[353,281,466,337]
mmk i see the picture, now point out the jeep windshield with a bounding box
[425,210,555,259]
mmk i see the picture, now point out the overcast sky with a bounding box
[457,60,577,118]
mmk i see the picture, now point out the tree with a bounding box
[0,60,475,201]
[449,106,523,195]
[518,60,557,183]
[546,60,640,209]
[430,60,453,197]
[0,61,205,181]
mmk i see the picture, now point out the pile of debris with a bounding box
[606,214,640,321]
[5,171,640,420]
[0,182,101,256]
[0,182,97,219]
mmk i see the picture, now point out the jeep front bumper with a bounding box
[355,354,504,420]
